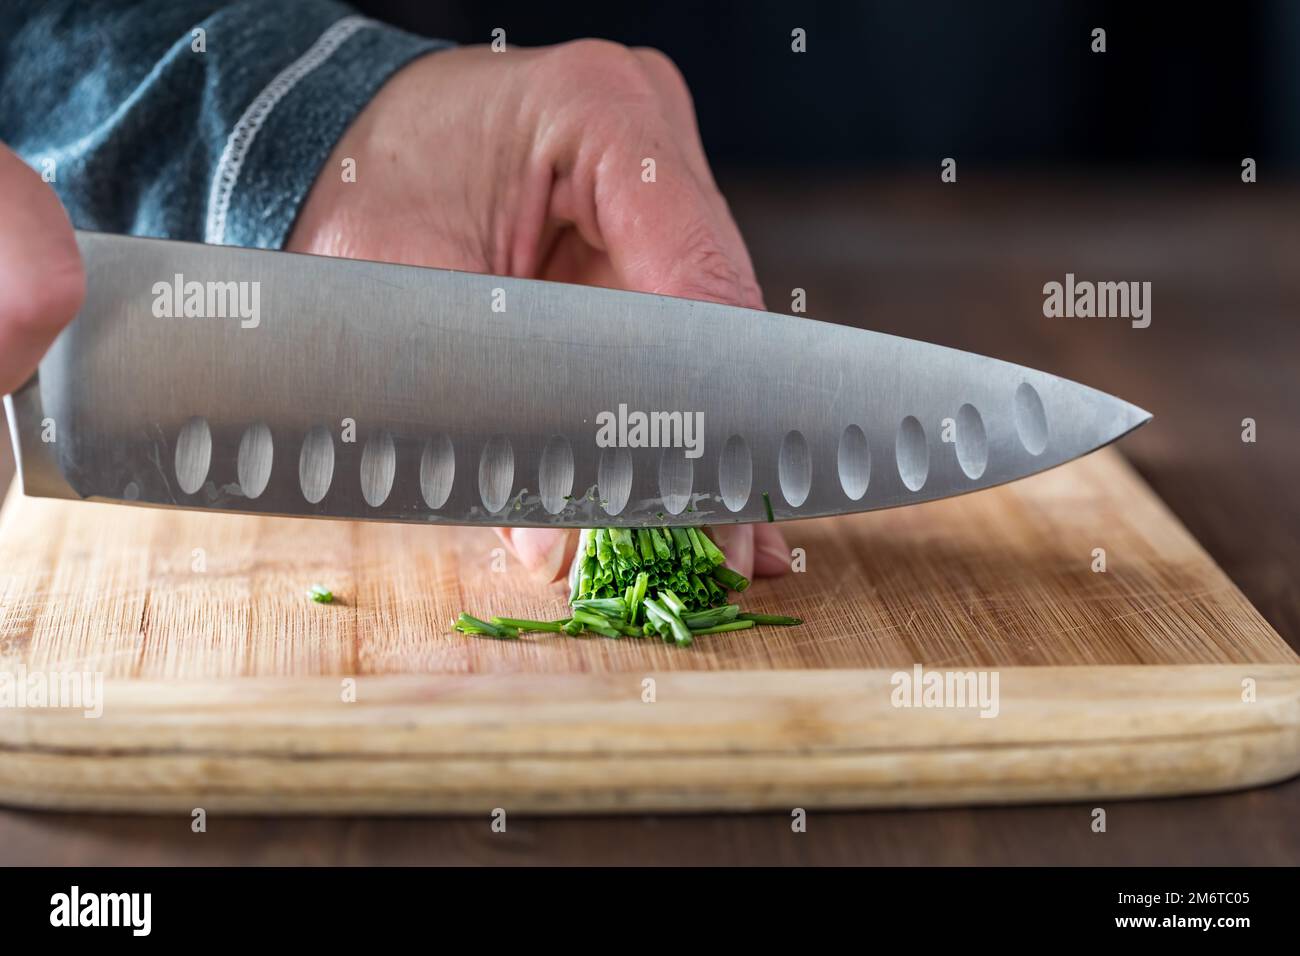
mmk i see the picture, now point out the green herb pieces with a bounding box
[737,612,803,626]
[643,596,693,647]
[571,607,618,629]
[690,619,756,636]
[682,604,741,629]
[628,571,649,624]
[491,617,565,633]
[711,566,750,593]
[308,584,334,604]
[658,589,688,617]
[455,525,799,647]
[572,597,627,617]
[762,491,775,523]
[453,612,517,638]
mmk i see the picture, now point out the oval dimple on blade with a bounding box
[954,403,987,479]
[837,424,871,500]
[895,416,929,492]
[237,422,274,499]
[718,434,752,512]
[174,416,211,496]
[361,431,396,508]
[658,448,693,516]
[1015,382,1049,455]
[778,430,811,507]
[538,435,574,515]
[598,446,633,516]
[419,434,455,509]
[299,426,335,505]
[478,435,514,514]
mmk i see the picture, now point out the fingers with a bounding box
[752,523,791,577]
[0,144,85,396]
[493,527,579,583]
[707,523,791,580]
[706,524,754,581]
[525,43,785,580]
[537,41,765,310]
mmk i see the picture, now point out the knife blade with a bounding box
[4,231,1150,528]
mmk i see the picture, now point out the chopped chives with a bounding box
[491,617,564,633]
[737,612,803,626]
[690,620,755,636]
[682,604,741,629]
[650,529,673,562]
[636,529,656,563]
[572,607,620,630]
[629,571,649,623]
[659,589,688,617]
[643,597,692,647]
[454,613,516,638]
[456,525,798,646]
[572,597,627,617]
[595,528,613,566]
[711,566,750,592]
[696,531,727,567]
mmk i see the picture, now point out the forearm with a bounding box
[0,0,448,247]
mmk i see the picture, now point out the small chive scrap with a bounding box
[738,612,803,626]
[762,491,775,523]
[690,619,755,636]
[453,612,517,638]
[711,566,750,593]
[491,617,565,633]
[308,584,333,604]
[454,525,799,646]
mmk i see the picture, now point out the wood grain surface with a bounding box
[2,449,1293,678]
[2,666,1298,814]
[1,441,1296,813]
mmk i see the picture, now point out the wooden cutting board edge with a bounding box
[2,664,1297,814]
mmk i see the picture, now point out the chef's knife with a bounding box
[5,231,1150,528]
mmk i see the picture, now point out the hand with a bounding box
[288,40,790,581]
[0,143,86,397]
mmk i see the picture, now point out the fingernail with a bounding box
[511,528,570,581]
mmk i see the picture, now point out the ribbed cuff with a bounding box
[203,8,447,249]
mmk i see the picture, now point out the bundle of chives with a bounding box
[456,526,801,647]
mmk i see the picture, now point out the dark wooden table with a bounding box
[3,175,1298,864]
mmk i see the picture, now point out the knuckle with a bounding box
[632,47,693,103]
[544,39,650,91]
[670,226,761,306]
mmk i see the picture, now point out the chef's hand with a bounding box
[0,143,86,397]
[288,41,790,582]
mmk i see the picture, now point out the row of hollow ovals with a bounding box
[172,383,1049,516]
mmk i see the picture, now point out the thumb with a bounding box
[0,144,85,396]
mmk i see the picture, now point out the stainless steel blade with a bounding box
[6,231,1150,528]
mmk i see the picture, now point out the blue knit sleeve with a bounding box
[0,0,448,248]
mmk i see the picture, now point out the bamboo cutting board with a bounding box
[0,447,1297,814]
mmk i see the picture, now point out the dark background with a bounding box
[359,0,1300,173]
